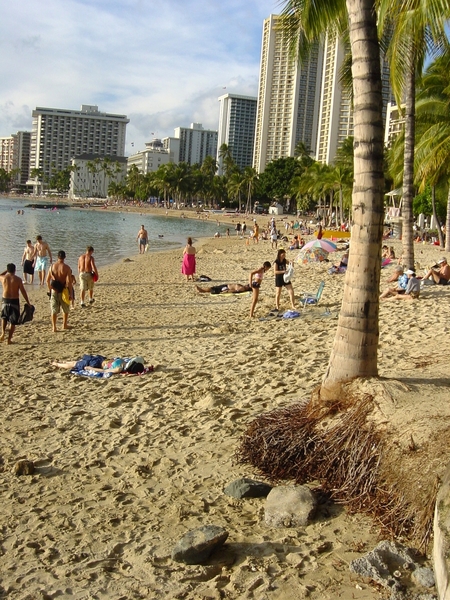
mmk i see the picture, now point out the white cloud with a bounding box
[0,0,277,154]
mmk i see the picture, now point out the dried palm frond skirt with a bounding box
[235,393,440,548]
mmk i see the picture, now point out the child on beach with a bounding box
[249,261,271,318]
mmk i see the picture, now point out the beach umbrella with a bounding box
[296,247,330,264]
[301,239,338,253]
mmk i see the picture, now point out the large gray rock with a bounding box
[172,525,228,565]
[412,567,436,589]
[224,478,272,499]
[264,485,317,528]
[350,540,417,592]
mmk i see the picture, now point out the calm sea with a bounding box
[0,197,223,271]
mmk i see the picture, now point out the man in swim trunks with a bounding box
[195,283,252,294]
[137,225,148,254]
[21,239,35,284]
[0,263,31,344]
[78,246,98,307]
[34,235,53,286]
[47,250,73,332]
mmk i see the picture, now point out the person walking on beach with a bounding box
[249,261,272,318]
[181,237,196,281]
[47,250,73,332]
[274,249,296,311]
[78,246,98,307]
[235,222,242,236]
[0,263,31,344]
[34,235,53,286]
[21,240,35,284]
[136,225,148,254]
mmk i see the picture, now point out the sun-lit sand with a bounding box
[1,214,449,599]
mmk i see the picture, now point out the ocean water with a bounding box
[0,197,223,271]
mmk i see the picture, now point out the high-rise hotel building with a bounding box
[253,14,323,173]
[316,32,393,164]
[217,94,257,174]
[29,104,129,181]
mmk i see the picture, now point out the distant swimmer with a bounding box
[34,235,53,286]
[136,225,148,254]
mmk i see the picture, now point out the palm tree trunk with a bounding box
[320,0,385,400]
[431,186,444,247]
[446,184,450,252]
[401,58,416,270]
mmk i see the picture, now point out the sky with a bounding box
[1,0,278,156]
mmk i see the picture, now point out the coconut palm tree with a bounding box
[227,170,245,212]
[280,0,385,397]
[414,51,450,250]
[378,0,450,268]
[241,167,259,214]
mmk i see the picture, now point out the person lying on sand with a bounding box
[195,283,251,295]
[52,355,126,373]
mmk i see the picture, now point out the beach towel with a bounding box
[282,310,301,319]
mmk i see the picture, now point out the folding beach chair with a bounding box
[299,281,325,308]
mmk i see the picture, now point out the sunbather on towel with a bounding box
[52,354,125,373]
[195,283,251,294]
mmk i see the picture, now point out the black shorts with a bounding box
[1,298,20,325]
[210,285,228,294]
[23,260,34,275]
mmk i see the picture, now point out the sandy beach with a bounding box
[1,223,449,599]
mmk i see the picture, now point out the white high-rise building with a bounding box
[12,131,31,186]
[173,123,218,166]
[253,14,323,173]
[0,137,14,171]
[217,94,257,174]
[316,32,393,164]
[29,105,129,184]
[127,139,171,174]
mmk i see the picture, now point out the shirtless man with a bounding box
[21,239,35,284]
[47,250,73,332]
[195,283,252,294]
[423,257,450,285]
[78,246,98,307]
[0,263,31,344]
[34,235,53,285]
[137,225,148,254]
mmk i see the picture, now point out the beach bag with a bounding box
[198,275,212,282]
[283,264,294,283]
[18,303,35,324]
[50,279,64,293]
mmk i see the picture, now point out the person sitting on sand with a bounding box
[380,266,408,299]
[382,245,390,259]
[383,270,420,301]
[423,257,450,285]
[289,235,300,250]
[249,261,272,318]
[195,283,251,295]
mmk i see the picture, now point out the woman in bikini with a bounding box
[249,261,271,318]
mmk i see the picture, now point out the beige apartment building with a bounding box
[253,14,323,173]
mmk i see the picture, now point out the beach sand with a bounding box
[1,227,449,599]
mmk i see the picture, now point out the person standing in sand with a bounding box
[21,240,35,284]
[181,237,196,281]
[274,249,296,311]
[34,235,53,286]
[136,225,148,254]
[0,263,31,344]
[78,246,98,307]
[47,251,73,332]
[249,261,272,318]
